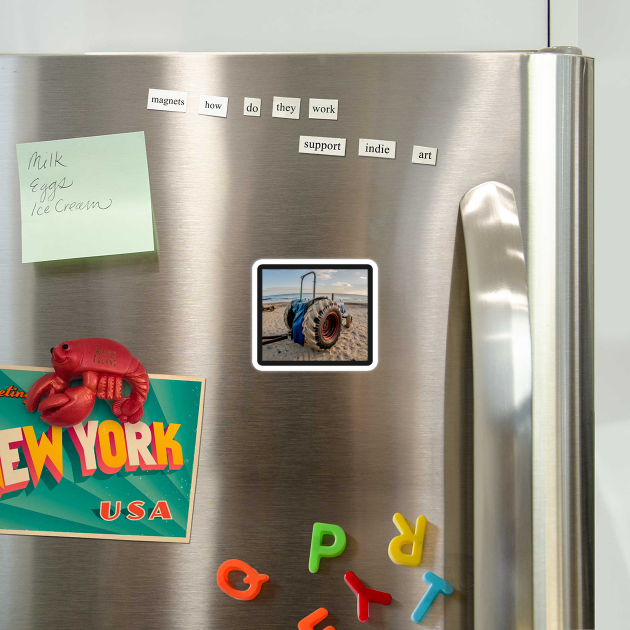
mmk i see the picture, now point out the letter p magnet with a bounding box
[309,522,347,573]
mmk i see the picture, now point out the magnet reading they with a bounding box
[216,559,269,601]
[308,522,347,573]
[388,512,427,567]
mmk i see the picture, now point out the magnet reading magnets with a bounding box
[216,559,269,601]
[25,338,149,427]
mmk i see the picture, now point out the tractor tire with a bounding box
[343,314,353,328]
[302,300,343,351]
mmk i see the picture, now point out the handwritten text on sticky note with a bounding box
[17,132,155,263]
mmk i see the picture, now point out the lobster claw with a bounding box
[112,398,144,424]
[37,386,96,428]
[25,373,67,413]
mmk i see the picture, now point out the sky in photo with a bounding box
[263,268,368,296]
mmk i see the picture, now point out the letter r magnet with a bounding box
[388,512,427,566]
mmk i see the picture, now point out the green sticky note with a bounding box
[16,132,154,263]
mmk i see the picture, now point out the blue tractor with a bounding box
[282,272,352,351]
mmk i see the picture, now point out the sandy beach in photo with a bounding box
[262,302,369,361]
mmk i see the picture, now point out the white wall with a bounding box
[576,2,629,627]
[0,0,547,53]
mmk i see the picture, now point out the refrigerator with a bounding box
[0,50,593,629]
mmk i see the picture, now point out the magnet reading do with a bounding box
[244,97,262,117]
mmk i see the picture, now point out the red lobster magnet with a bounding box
[26,338,149,428]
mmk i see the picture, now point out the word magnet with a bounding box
[198,95,228,118]
[344,571,392,622]
[272,96,300,119]
[216,559,269,601]
[309,522,346,573]
[388,512,427,566]
[244,97,262,117]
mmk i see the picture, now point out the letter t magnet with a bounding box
[411,572,454,624]
[388,512,427,566]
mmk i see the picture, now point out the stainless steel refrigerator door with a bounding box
[0,52,593,629]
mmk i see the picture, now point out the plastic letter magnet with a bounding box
[410,571,454,623]
[309,522,347,573]
[216,559,269,601]
[344,571,392,622]
[388,512,427,567]
[298,607,335,630]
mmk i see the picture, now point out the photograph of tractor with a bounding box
[263,271,352,351]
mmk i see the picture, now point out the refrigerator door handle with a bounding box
[460,181,533,629]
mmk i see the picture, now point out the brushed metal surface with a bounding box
[0,52,593,629]
[527,52,595,629]
[460,182,533,630]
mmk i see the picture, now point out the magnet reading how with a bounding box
[272,96,301,119]
[147,88,188,112]
[216,559,269,601]
[309,522,347,572]
[358,139,396,159]
[198,95,229,118]
[388,512,427,567]
[299,136,346,157]
[412,145,438,165]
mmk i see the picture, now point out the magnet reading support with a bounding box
[344,571,392,622]
[388,512,427,567]
[410,572,454,624]
[216,559,269,601]
[309,522,347,573]
[298,607,335,630]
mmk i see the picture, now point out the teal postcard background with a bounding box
[0,367,204,542]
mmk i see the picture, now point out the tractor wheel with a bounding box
[343,314,353,329]
[302,300,343,351]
